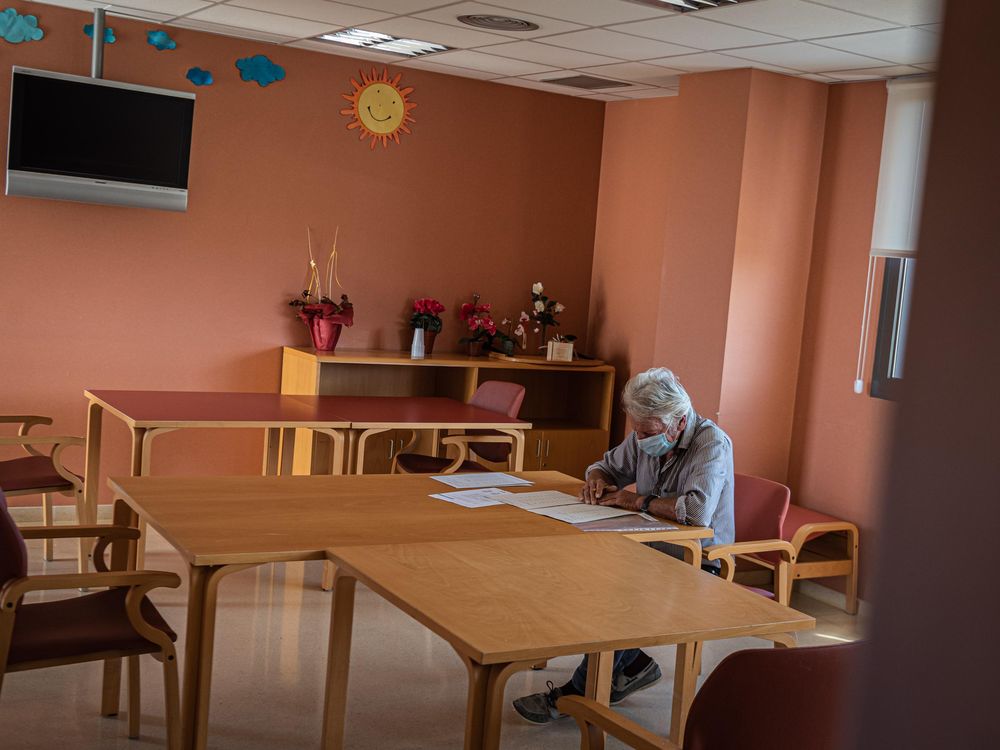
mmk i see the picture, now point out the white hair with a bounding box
[621,367,692,426]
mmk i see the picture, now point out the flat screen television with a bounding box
[6,66,195,212]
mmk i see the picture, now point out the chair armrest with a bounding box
[18,525,139,541]
[0,415,53,431]
[556,696,676,750]
[0,435,84,461]
[704,540,796,563]
[0,570,181,609]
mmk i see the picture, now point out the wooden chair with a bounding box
[782,505,860,614]
[558,642,860,750]
[702,474,797,607]
[392,381,526,474]
[0,415,85,565]
[0,489,181,748]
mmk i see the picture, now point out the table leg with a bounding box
[315,429,346,476]
[182,563,256,750]
[482,660,536,750]
[460,656,490,750]
[345,430,359,476]
[280,428,296,475]
[669,642,698,746]
[81,400,104,572]
[497,429,526,472]
[132,427,174,570]
[354,428,390,475]
[263,428,281,476]
[321,573,357,750]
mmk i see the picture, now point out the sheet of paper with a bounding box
[531,503,636,524]
[428,488,511,508]
[430,472,533,489]
[499,491,580,511]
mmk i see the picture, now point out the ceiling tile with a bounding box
[580,92,628,101]
[579,62,681,86]
[538,28,698,60]
[521,70,638,93]
[724,41,887,72]
[284,39,402,63]
[107,7,176,23]
[813,27,939,65]
[698,0,897,40]
[415,2,585,39]
[342,0,450,11]
[609,14,786,50]
[804,0,944,26]
[189,5,341,37]
[422,49,556,76]
[396,58,503,80]
[480,41,621,68]
[486,0,676,26]
[169,17,297,43]
[614,87,678,99]
[645,50,798,74]
[227,1,390,27]
[823,64,927,81]
[111,0,212,14]
[355,17,511,48]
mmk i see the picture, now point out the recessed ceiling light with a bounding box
[457,15,540,32]
[316,28,450,57]
[626,0,760,12]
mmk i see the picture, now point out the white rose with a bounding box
[532,282,543,295]
[554,303,565,313]
[534,300,545,312]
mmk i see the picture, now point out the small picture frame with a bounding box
[546,341,574,362]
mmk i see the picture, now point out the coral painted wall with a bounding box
[0,4,604,502]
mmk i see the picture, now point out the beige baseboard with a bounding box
[797,579,870,616]
[9,503,112,524]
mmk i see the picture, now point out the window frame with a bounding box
[870,256,915,401]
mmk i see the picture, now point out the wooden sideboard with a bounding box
[280,347,615,478]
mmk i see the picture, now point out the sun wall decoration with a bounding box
[340,67,416,150]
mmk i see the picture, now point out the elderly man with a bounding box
[513,367,734,725]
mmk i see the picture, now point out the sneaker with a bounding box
[512,681,573,724]
[610,659,662,705]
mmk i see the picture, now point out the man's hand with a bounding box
[580,472,618,504]
[597,489,641,511]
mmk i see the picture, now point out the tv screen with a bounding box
[6,67,195,210]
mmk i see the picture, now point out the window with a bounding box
[871,257,916,400]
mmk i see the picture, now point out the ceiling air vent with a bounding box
[542,75,631,91]
[457,15,540,32]
[626,0,759,13]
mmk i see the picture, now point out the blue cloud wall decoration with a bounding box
[147,29,176,51]
[84,23,115,43]
[1,8,44,43]
[186,67,213,86]
[236,54,285,87]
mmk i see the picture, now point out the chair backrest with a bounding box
[467,381,526,463]
[0,489,29,586]
[684,642,861,750]
[734,473,790,543]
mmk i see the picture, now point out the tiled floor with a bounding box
[0,529,864,749]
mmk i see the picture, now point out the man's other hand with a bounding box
[598,489,640,511]
[580,474,618,504]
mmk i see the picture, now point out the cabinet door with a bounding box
[521,429,546,471]
[358,429,400,474]
[541,429,609,479]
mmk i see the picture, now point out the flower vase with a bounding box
[410,328,425,360]
[308,318,343,352]
[424,330,437,356]
[467,340,485,357]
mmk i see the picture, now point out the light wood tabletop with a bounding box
[323,534,815,750]
[108,471,710,750]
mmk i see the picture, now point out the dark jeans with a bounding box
[568,544,719,694]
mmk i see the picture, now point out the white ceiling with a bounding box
[30,0,942,100]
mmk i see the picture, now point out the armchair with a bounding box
[0,415,85,566]
[558,642,860,750]
[0,489,181,748]
[392,381,526,474]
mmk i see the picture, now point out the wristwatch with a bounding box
[639,495,657,514]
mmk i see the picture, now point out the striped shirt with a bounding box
[585,409,735,548]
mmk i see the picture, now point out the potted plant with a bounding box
[458,293,497,356]
[409,297,446,357]
[289,230,353,352]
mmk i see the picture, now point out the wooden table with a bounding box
[322,534,815,750]
[108,471,711,750]
[315,396,531,475]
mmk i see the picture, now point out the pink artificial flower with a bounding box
[460,303,474,320]
[519,311,530,323]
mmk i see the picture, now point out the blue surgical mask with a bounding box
[637,432,676,457]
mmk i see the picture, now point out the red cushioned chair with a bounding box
[702,473,796,606]
[0,488,181,748]
[0,415,85,564]
[559,641,860,750]
[782,505,860,615]
[392,381,526,474]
